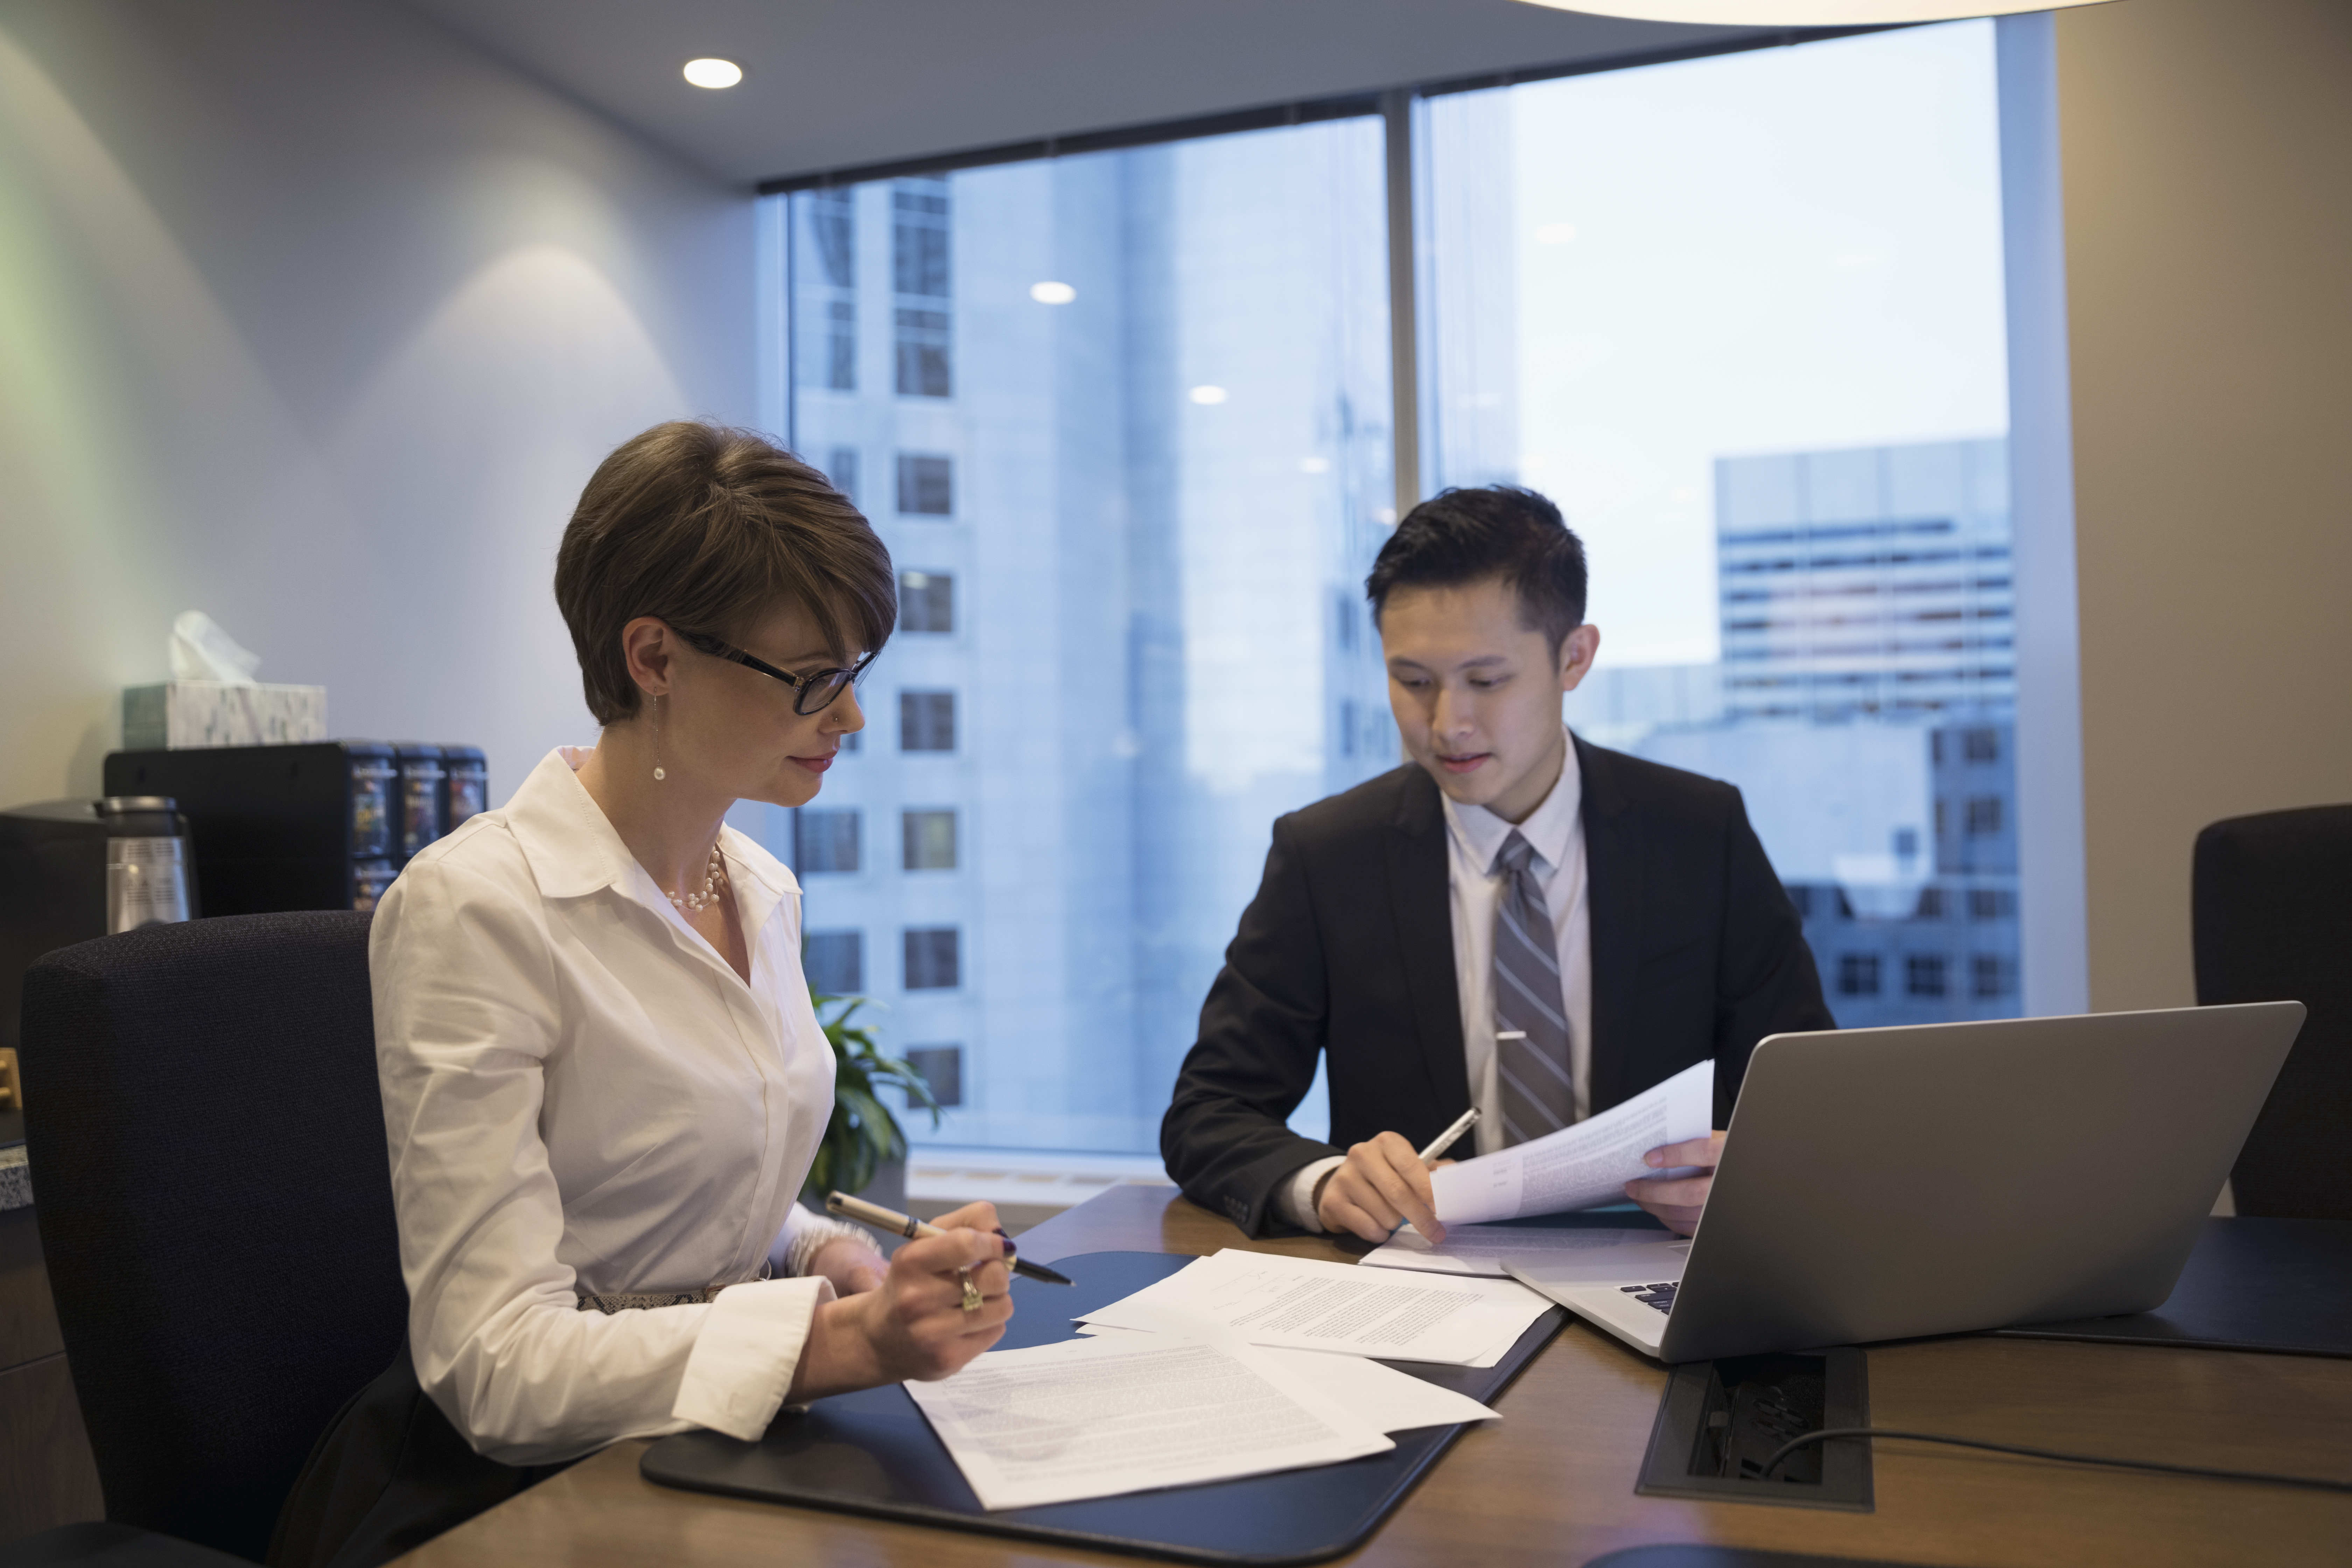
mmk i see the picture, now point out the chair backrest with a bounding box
[20,912,406,1562]
[2193,805,2352,1221]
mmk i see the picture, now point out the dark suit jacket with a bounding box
[1160,737,1834,1235]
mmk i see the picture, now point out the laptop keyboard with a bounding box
[1620,1282,1678,1315]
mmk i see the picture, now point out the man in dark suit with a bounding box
[1161,486,1832,1243]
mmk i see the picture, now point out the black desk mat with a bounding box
[641,1250,1564,1565]
[1992,1217,2352,1357]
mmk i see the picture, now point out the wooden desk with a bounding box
[396,1186,2352,1568]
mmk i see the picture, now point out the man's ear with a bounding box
[1558,624,1601,693]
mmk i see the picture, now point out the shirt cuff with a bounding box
[671,1275,835,1441]
[1278,1155,1348,1231]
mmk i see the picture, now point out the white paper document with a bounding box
[1077,1325,1499,1434]
[1363,1222,1690,1280]
[902,1333,1393,1511]
[1430,1058,1714,1225]
[1080,1248,1552,1366]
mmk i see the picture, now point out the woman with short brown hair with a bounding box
[274,423,1013,1568]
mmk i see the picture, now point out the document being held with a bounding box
[902,1334,1393,1510]
[1430,1058,1713,1225]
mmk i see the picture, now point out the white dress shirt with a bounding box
[373,747,865,1464]
[1280,729,1593,1227]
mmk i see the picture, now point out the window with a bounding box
[899,691,956,752]
[826,446,860,505]
[905,1045,964,1108]
[903,809,957,870]
[805,189,856,393]
[1963,727,2001,764]
[1906,954,1949,998]
[758,25,2022,1148]
[893,179,952,397]
[806,931,863,995]
[1972,953,2012,998]
[1837,953,1881,996]
[904,927,960,990]
[899,570,953,633]
[796,809,860,874]
[896,454,953,516]
[1966,796,2004,836]
[1968,887,2013,921]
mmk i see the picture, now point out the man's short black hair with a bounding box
[1366,485,1588,656]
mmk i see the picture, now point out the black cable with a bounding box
[1758,1427,2352,1494]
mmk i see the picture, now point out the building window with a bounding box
[1968,887,2013,920]
[806,930,863,995]
[826,446,860,505]
[795,809,860,874]
[1338,698,1358,759]
[1914,885,1946,919]
[903,809,958,870]
[893,179,952,398]
[896,454,953,516]
[1837,953,1881,996]
[1906,953,1949,998]
[900,691,957,752]
[806,188,856,393]
[906,1045,964,1108]
[1963,727,2001,763]
[1972,953,2012,997]
[899,570,953,633]
[904,927,960,990]
[1965,795,2004,836]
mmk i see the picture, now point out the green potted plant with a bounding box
[803,985,940,1210]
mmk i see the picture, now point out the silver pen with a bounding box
[1419,1105,1480,1162]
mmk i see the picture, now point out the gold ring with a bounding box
[958,1268,983,1313]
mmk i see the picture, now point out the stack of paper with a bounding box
[1080,1249,1554,1367]
[903,1248,1533,1511]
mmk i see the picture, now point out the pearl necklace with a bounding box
[668,842,728,913]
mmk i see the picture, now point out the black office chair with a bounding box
[2193,804,2352,1222]
[16,913,407,1563]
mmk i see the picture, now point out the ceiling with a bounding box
[395,0,1780,187]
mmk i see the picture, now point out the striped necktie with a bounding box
[1492,830,1576,1144]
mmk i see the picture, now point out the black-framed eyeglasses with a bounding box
[675,630,874,716]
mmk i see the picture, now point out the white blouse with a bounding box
[371,747,861,1465]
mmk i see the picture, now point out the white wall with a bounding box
[0,0,756,811]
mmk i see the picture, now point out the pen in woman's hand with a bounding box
[826,1190,1075,1286]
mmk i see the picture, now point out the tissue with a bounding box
[124,612,325,749]
[169,610,262,685]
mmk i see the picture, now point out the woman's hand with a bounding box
[807,1236,890,1297]
[787,1202,1014,1401]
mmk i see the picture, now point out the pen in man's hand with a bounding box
[825,1190,1075,1286]
[1419,1106,1480,1163]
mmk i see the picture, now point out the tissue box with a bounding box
[123,682,328,749]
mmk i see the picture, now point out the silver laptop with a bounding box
[1502,1002,2305,1363]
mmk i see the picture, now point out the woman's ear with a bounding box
[619,617,677,701]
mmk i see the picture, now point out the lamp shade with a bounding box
[1511,1,2109,23]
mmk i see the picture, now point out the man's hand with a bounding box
[1624,1131,1726,1236]
[1314,1133,1452,1244]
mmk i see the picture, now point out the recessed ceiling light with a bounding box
[1029,281,1077,305]
[1509,0,2104,19]
[683,58,743,89]
[1189,385,1228,405]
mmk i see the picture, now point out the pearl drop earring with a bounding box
[652,695,667,782]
